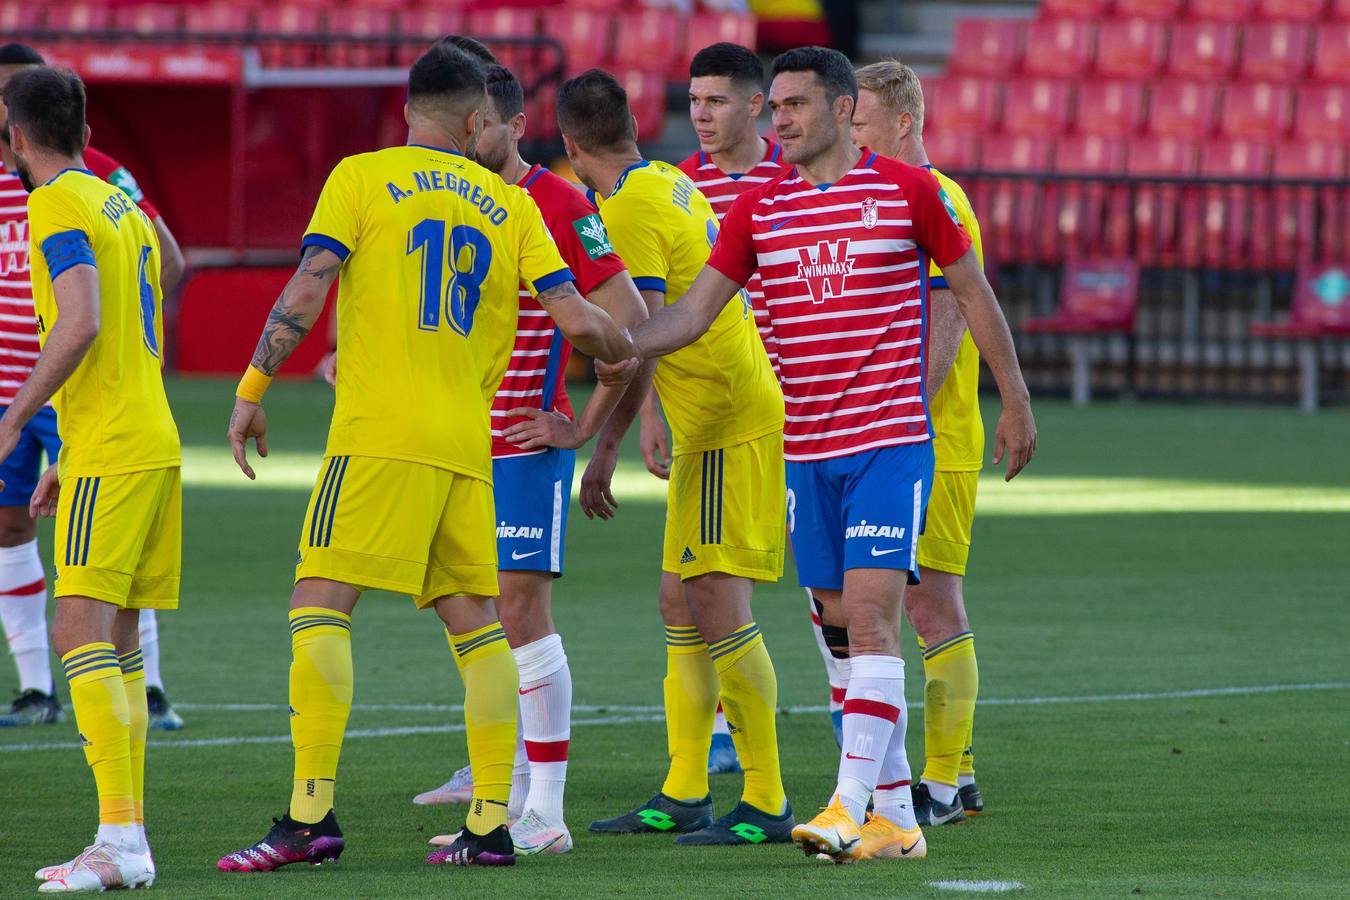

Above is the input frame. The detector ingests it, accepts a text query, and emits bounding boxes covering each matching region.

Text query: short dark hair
[0,43,43,66]
[556,69,634,151]
[689,42,763,92]
[408,44,486,112]
[3,67,85,156]
[771,46,857,103]
[436,35,497,65]
[484,64,524,120]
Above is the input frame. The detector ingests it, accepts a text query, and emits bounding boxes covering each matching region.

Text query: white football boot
[413,765,473,805]
[37,841,153,892]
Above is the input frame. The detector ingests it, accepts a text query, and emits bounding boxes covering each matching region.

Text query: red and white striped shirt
[0,147,159,407]
[677,140,784,375]
[708,150,971,463]
[491,164,627,458]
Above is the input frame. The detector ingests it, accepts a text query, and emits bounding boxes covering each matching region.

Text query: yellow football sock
[63,643,135,826]
[449,623,517,833]
[288,607,353,824]
[660,626,717,802]
[119,649,148,825]
[921,631,978,787]
[709,623,785,815]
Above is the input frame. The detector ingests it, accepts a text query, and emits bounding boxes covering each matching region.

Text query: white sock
[875,699,917,828]
[835,654,904,827]
[138,610,164,691]
[807,590,845,709]
[922,778,959,806]
[712,704,731,736]
[514,633,571,822]
[958,773,976,788]
[95,823,141,852]
[0,538,52,694]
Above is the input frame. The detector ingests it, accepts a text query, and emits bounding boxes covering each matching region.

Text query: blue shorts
[785,443,935,591]
[492,448,576,575]
[0,407,61,507]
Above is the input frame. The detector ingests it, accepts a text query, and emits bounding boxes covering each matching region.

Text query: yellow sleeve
[510,187,573,296]
[599,195,670,294]
[301,157,361,261]
[928,173,982,287]
[30,186,96,281]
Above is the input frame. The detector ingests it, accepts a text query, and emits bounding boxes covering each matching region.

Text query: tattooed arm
[227,245,343,479]
[535,279,639,364]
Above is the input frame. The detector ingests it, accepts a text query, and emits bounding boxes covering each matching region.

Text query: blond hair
[854,59,924,135]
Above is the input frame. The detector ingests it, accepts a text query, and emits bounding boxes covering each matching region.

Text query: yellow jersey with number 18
[594,160,782,455]
[303,144,574,482]
[28,168,179,477]
[927,166,985,473]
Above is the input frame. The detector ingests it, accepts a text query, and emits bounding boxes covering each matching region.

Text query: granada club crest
[860,197,878,230]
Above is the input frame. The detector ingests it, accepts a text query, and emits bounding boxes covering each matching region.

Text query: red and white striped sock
[514,634,571,822]
[0,539,51,695]
[873,691,917,828]
[834,654,905,826]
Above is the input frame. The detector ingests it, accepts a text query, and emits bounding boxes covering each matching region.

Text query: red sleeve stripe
[842,698,900,723]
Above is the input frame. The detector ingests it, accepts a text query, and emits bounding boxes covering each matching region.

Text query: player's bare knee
[497,592,555,647]
[683,572,753,644]
[905,571,969,646]
[432,593,499,636]
[658,572,695,628]
[0,508,36,547]
[111,609,141,655]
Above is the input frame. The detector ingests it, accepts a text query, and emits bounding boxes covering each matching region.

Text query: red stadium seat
[947,18,1024,77]
[611,9,681,75]
[465,7,539,40]
[181,4,254,39]
[685,12,757,56]
[541,8,612,75]
[1168,21,1239,81]
[615,69,667,141]
[1148,80,1221,137]
[1075,80,1147,136]
[923,131,982,172]
[1221,82,1295,139]
[1334,0,1350,19]
[1128,136,1199,176]
[1271,145,1345,267]
[1094,18,1168,79]
[254,7,324,67]
[1197,140,1274,268]
[1201,139,1273,176]
[1001,78,1076,136]
[1022,18,1095,78]
[1128,137,1199,266]
[1274,141,1348,178]
[114,5,183,37]
[1054,136,1128,259]
[327,7,399,68]
[1040,0,1113,17]
[0,2,46,32]
[1311,24,1350,82]
[1293,84,1349,142]
[1113,0,1185,20]
[1240,23,1312,82]
[1256,0,1329,22]
[983,135,1055,172]
[397,8,464,61]
[1058,134,1128,174]
[926,76,1002,133]
[978,137,1054,264]
[45,3,113,33]
[1188,0,1258,21]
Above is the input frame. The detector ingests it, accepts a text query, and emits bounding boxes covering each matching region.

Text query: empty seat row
[925,77,1349,144]
[952,17,1350,82]
[1041,0,1350,22]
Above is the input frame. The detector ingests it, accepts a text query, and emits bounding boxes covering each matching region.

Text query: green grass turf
[2,378,1348,897]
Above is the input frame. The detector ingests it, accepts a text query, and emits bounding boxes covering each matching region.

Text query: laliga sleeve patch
[106,166,146,204]
[572,214,615,261]
[937,187,962,227]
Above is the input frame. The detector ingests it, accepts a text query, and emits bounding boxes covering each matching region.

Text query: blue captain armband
[40,230,96,279]
[930,276,949,289]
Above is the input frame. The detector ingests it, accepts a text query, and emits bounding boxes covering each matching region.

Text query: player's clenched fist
[227,398,269,480]
[29,464,59,518]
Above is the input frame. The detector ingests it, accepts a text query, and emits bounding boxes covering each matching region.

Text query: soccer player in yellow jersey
[847,59,986,827]
[553,70,794,846]
[0,68,177,892]
[217,46,637,871]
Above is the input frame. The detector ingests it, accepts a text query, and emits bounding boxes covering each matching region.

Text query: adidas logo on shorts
[680,546,697,564]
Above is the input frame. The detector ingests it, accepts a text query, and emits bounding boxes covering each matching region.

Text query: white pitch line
[0,713,666,754]
[930,881,1026,893]
[174,681,1350,716]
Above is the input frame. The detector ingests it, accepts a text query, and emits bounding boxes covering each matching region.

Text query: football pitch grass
[2,378,1348,897]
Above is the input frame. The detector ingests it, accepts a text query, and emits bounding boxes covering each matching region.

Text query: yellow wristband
[236,365,272,403]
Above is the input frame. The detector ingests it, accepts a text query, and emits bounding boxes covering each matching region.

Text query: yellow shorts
[916,469,979,576]
[662,431,785,582]
[53,467,181,609]
[295,455,498,606]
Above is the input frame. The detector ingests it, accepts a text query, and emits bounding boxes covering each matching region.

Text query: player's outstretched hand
[228,398,269,481]
[579,445,621,520]
[639,413,671,480]
[992,400,1037,482]
[29,464,59,518]
[504,407,585,451]
[595,357,640,387]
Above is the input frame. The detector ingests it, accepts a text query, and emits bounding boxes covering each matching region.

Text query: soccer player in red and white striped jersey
[677,43,785,381]
[0,44,187,732]
[410,60,649,856]
[625,47,1036,863]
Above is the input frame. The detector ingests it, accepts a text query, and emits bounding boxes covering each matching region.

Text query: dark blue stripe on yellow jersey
[592,159,782,457]
[300,144,575,481]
